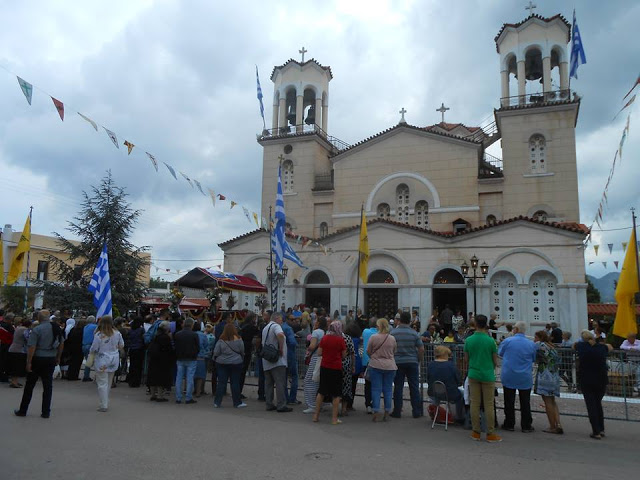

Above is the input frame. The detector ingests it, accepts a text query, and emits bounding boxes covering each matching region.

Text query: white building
[220,12,588,336]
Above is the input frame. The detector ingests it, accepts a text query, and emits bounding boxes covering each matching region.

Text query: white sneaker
[302,407,315,414]
[236,403,247,408]
[366,406,373,414]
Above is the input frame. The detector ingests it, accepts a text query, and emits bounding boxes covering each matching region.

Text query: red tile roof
[426,122,481,133]
[270,58,333,81]
[588,303,640,316]
[494,14,571,52]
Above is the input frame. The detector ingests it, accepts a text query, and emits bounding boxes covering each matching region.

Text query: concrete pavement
[2,380,639,480]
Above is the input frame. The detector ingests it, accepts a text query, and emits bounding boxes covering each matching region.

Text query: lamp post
[266,264,288,309]
[460,255,489,318]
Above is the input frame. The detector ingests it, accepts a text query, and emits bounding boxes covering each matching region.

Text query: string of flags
[586,74,638,241]
[152,263,223,276]
[586,239,640,270]
[7,67,337,257]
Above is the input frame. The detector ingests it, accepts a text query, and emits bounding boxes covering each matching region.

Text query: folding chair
[431,380,450,431]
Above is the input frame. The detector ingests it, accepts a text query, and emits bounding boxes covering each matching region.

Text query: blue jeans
[175,360,197,402]
[369,367,395,413]
[215,362,243,407]
[393,362,422,417]
[286,349,298,403]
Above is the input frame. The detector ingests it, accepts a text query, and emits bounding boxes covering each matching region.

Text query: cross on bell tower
[399,107,407,124]
[525,1,537,15]
[299,46,308,62]
[436,103,450,123]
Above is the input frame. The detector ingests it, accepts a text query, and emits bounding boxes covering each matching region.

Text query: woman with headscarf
[59,318,76,379]
[312,321,346,425]
[146,321,174,402]
[90,316,124,412]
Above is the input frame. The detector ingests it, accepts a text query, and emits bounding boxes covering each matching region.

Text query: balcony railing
[479,152,503,179]
[259,123,351,152]
[500,89,573,108]
[313,172,334,191]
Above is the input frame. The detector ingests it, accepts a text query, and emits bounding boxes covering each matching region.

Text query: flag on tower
[256,65,266,128]
[613,229,639,337]
[271,165,304,269]
[570,10,587,79]
[7,213,31,285]
[88,242,113,318]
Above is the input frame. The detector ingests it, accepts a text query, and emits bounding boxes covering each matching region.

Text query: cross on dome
[399,107,407,124]
[525,1,537,15]
[299,46,308,62]
[436,103,450,123]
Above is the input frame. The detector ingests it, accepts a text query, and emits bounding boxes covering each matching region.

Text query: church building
[220,12,588,337]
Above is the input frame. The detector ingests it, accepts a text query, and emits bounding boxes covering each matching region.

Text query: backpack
[144,320,161,345]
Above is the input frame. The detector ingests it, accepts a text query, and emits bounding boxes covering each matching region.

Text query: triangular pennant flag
[163,162,177,180]
[613,94,636,120]
[207,188,216,206]
[242,206,252,224]
[602,261,607,268]
[180,172,193,188]
[145,152,158,172]
[216,264,222,269]
[607,243,614,254]
[619,129,627,158]
[78,112,98,131]
[588,261,594,265]
[193,179,206,196]
[103,127,119,148]
[124,140,135,155]
[622,242,628,252]
[303,238,312,248]
[252,212,260,227]
[230,201,237,209]
[614,261,619,269]
[218,194,226,201]
[622,74,640,100]
[51,97,64,121]
[594,245,600,256]
[17,77,33,105]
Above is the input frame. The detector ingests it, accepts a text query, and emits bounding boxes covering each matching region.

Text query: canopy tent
[175,268,267,293]
[139,297,211,310]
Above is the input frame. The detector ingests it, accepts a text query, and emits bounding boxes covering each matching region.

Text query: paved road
[2,380,639,480]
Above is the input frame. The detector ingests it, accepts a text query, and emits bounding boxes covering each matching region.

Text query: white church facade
[220,12,588,337]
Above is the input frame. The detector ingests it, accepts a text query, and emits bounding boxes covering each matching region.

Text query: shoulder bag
[258,324,280,363]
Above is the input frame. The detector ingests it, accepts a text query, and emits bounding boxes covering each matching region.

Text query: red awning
[175,268,267,293]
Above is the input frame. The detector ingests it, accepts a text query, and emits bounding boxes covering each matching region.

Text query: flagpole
[268,205,275,310]
[23,206,33,314]
[354,204,363,325]
[632,208,640,304]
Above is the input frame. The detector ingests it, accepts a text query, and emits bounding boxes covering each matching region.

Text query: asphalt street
[2,380,639,480]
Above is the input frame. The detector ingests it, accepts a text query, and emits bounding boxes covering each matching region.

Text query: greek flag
[570,10,586,79]
[271,166,305,269]
[88,242,113,318]
[256,65,265,126]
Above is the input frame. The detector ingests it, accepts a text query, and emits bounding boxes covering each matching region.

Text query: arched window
[486,214,497,225]
[533,210,548,222]
[529,272,557,325]
[368,269,394,284]
[491,272,518,322]
[453,218,469,234]
[282,160,294,193]
[319,222,328,237]
[396,184,410,224]
[285,222,292,232]
[529,134,546,173]
[415,201,429,228]
[377,203,390,219]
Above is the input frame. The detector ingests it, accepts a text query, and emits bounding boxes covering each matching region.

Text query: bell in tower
[304,104,316,125]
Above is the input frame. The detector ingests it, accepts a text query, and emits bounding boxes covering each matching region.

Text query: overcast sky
[0,0,637,282]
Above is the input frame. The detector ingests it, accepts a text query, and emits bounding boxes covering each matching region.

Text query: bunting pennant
[622,242,628,252]
[51,97,64,121]
[230,201,237,209]
[242,206,252,224]
[180,172,193,188]
[619,128,627,158]
[614,261,619,269]
[613,94,636,120]
[207,188,216,206]
[252,212,259,227]
[193,179,206,196]
[588,261,594,265]
[124,140,135,155]
[218,194,226,201]
[103,127,119,148]
[602,262,607,268]
[145,152,158,171]
[622,74,640,100]
[216,264,222,269]
[17,76,33,105]
[594,245,600,256]
[303,238,312,248]
[78,112,98,131]
[607,243,613,254]
[163,162,177,180]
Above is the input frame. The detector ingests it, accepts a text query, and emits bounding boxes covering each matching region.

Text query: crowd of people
[1,304,638,443]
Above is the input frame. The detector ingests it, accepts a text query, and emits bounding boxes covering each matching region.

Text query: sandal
[543,428,558,434]
[312,415,319,423]
[331,419,343,425]
[372,413,379,422]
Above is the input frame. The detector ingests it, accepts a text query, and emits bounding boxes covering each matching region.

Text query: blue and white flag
[570,10,586,79]
[88,242,113,318]
[271,165,305,269]
[256,65,265,127]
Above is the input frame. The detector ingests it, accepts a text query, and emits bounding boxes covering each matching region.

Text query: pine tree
[42,171,149,313]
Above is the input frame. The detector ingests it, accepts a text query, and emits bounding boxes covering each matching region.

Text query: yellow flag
[613,229,639,337]
[7,214,31,285]
[358,208,369,284]
[0,233,4,286]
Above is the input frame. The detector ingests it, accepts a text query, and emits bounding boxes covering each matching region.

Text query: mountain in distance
[587,272,619,303]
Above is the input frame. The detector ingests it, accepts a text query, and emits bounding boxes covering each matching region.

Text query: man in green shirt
[464,314,501,443]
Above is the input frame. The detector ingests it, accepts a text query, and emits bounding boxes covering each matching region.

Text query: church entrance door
[432,288,466,321]
[305,288,330,311]
[365,288,398,320]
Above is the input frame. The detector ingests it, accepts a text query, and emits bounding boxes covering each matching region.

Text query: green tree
[149,276,169,288]
[40,171,149,313]
[586,277,601,303]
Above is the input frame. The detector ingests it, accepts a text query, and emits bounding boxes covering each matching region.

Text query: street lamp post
[266,264,288,310]
[460,254,489,319]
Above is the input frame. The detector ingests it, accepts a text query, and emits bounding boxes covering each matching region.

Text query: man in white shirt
[261,312,291,412]
[621,333,640,392]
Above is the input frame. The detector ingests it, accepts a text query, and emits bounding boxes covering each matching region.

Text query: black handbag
[258,324,280,363]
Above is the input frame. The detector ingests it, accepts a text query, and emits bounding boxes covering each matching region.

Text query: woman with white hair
[573,330,613,439]
[90,316,124,412]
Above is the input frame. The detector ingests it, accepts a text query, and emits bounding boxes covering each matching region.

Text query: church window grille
[319,222,328,237]
[491,273,518,322]
[528,273,557,325]
[529,135,547,174]
[533,210,548,222]
[396,184,410,224]
[282,160,294,193]
[415,201,429,228]
[486,214,497,225]
[377,203,390,219]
